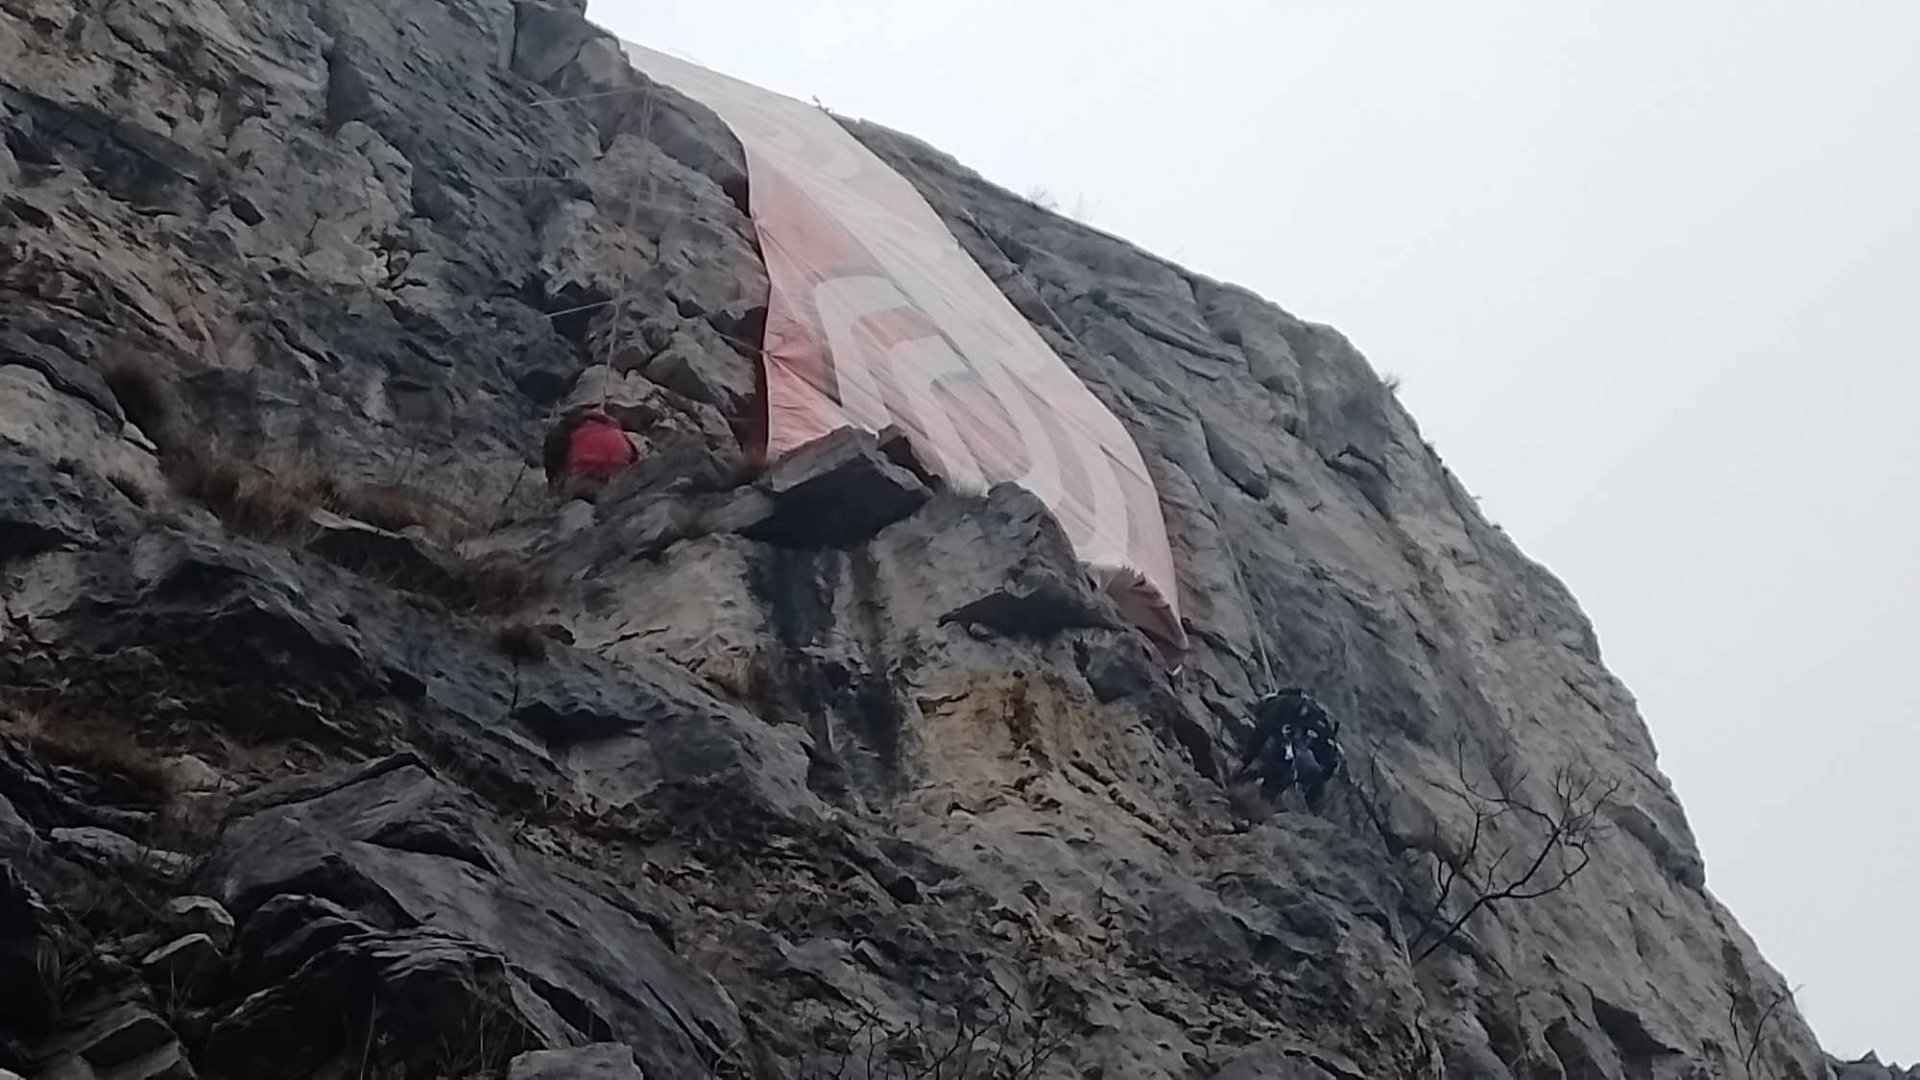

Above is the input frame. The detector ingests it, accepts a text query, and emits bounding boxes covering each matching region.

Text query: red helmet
[565,411,636,474]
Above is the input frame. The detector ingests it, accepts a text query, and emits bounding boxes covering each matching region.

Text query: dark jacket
[1241,690,1335,770]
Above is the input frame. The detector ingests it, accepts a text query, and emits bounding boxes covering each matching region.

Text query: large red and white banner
[622,43,1185,650]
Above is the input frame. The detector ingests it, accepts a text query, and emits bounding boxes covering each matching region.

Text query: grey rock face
[508,1043,647,1080]
[203,921,555,1078]
[39,1003,174,1070]
[303,508,443,580]
[908,484,1122,637]
[139,934,221,987]
[157,898,234,951]
[0,0,1871,1075]
[1835,1055,1920,1080]
[199,756,740,1075]
[0,864,54,1030]
[0,447,103,558]
[0,792,33,852]
[156,757,224,796]
[511,1,601,83]
[88,1042,194,1080]
[744,428,932,547]
[641,326,757,418]
[48,828,188,875]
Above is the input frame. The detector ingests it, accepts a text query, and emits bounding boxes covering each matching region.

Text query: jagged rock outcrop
[0,0,1880,1077]
[1833,1055,1920,1080]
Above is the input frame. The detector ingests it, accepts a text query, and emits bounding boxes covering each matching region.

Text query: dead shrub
[40,873,168,1023]
[99,347,471,546]
[160,433,542,614]
[1406,742,1620,965]
[1,707,170,806]
[442,552,547,614]
[798,965,1072,1079]
[101,357,181,447]
[336,482,467,543]
[493,622,549,663]
[166,438,471,544]
[164,439,247,515]
[226,469,336,540]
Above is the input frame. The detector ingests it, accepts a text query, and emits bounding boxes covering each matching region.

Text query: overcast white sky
[593,0,1920,1060]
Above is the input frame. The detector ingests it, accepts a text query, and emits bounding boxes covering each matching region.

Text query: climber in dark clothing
[1291,715,1345,807]
[1236,688,1344,807]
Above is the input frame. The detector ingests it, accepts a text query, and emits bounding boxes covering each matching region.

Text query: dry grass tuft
[101,357,181,446]
[493,622,550,664]
[2,706,171,805]
[343,482,463,539]
[110,363,540,615]
[441,553,547,615]
[167,441,469,545]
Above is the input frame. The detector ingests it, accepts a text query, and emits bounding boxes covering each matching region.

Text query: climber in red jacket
[545,409,639,500]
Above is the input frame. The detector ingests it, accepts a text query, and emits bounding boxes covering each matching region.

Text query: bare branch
[799,953,1068,1079]
[1408,754,1618,965]
[1735,983,1803,1077]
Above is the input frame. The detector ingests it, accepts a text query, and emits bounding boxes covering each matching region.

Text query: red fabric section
[565,414,635,477]
[624,44,1188,653]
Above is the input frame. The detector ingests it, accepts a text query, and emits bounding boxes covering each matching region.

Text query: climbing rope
[481,66,690,523]
[1216,521,1278,695]
[1335,606,1358,723]
[602,79,658,406]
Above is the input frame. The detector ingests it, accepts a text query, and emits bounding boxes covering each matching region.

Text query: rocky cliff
[0,1,1880,1077]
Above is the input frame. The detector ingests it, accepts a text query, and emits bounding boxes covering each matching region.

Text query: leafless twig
[1408,742,1619,965]
[799,968,1068,1078]
[1735,982,1803,1077]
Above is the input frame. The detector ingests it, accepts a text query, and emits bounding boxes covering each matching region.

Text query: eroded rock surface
[0,0,1874,1077]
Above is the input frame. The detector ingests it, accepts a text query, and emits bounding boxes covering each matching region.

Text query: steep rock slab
[200,757,741,1075]
[5,518,821,835]
[0,0,1858,1073]
[509,1043,648,1080]
[743,428,930,548]
[873,484,1121,638]
[851,119,1833,1078]
[204,920,565,1078]
[0,446,102,559]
